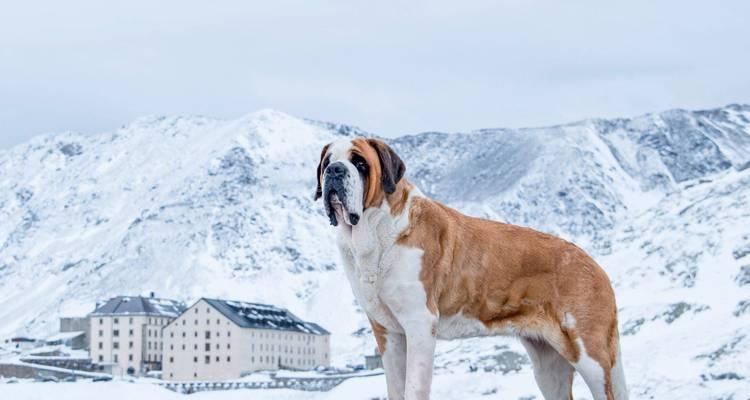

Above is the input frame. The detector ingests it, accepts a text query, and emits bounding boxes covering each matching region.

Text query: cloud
[1,0,748,148]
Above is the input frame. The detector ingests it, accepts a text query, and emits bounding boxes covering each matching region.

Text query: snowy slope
[1,104,749,398]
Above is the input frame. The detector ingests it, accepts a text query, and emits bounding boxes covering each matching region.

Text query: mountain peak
[1,104,748,398]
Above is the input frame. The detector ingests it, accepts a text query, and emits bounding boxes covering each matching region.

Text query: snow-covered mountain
[1,104,749,399]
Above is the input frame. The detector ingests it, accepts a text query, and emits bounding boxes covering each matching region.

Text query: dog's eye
[351,155,368,173]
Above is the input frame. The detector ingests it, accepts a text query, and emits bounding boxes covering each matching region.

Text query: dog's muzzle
[323,163,360,226]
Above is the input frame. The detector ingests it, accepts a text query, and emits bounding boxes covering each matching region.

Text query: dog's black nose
[326,163,346,178]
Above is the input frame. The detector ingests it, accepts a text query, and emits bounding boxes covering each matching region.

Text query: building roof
[202,298,330,335]
[46,331,85,342]
[89,295,186,317]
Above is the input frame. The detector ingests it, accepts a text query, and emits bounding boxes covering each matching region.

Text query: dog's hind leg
[571,336,628,400]
[521,338,575,400]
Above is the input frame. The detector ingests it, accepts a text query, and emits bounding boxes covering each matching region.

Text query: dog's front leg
[403,321,437,400]
[382,331,407,400]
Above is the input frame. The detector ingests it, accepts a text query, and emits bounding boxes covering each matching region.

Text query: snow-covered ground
[0,372,596,400]
[1,104,750,398]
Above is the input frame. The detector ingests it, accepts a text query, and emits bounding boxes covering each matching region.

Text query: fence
[159,376,347,393]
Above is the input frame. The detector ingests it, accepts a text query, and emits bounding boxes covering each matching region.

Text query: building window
[195,308,198,314]
[194,319,198,325]
[170,357,174,363]
[182,320,186,325]
[98,342,103,349]
[114,318,118,324]
[227,331,231,337]
[99,318,103,324]
[215,343,219,350]
[251,356,254,362]
[216,319,220,324]
[114,354,118,362]
[170,373,173,378]
[207,319,210,325]
[194,331,198,338]
[205,343,210,351]
[113,329,119,337]
[206,307,210,313]
[98,330,103,337]
[216,356,220,362]
[205,331,211,339]
[113,342,119,349]
[204,356,210,364]
[170,332,174,338]
[227,356,231,362]
[129,354,133,361]
[129,329,133,336]
[227,343,231,349]
[98,355,103,362]
[194,344,197,350]
[193,356,198,363]
[129,341,133,349]
[129,317,133,324]
[182,344,185,350]
[182,332,186,338]
[170,344,173,350]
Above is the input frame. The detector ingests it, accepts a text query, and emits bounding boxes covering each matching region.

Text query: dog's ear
[367,139,405,194]
[314,143,331,200]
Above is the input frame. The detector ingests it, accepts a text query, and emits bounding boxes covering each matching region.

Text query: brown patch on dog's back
[396,191,618,366]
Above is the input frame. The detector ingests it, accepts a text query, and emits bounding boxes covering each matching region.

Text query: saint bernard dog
[315,138,628,400]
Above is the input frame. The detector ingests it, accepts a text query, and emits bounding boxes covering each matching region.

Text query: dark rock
[734,300,750,317]
[735,266,750,286]
[59,143,83,157]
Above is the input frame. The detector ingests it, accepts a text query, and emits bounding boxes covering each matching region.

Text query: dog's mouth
[325,190,360,226]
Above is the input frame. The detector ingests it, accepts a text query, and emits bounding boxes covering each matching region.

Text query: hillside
[1,104,749,398]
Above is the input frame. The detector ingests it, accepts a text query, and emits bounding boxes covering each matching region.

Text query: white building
[162,298,330,381]
[88,294,185,376]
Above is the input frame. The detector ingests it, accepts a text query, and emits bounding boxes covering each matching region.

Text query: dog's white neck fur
[335,185,424,332]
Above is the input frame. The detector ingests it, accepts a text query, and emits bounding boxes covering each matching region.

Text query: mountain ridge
[1,103,749,398]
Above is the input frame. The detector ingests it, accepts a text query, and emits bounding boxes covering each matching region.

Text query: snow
[0,382,185,400]
[44,331,85,341]
[1,103,750,398]
[0,375,526,400]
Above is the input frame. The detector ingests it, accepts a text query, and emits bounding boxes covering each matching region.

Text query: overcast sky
[1,1,749,149]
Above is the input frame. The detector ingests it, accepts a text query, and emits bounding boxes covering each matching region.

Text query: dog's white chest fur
[336,198,429,334]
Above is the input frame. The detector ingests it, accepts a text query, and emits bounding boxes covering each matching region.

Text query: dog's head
[314,138,405,226]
